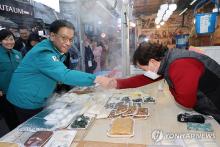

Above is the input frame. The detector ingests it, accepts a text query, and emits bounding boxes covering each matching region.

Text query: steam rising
[60,0,123,73]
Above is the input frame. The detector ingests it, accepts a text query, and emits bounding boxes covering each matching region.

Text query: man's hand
[95,76,117,89]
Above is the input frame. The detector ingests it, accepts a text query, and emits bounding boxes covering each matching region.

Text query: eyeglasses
[55,33,74,43]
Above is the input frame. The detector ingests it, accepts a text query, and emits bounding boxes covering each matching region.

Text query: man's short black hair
[19,26,29,31]
[133,42,168,66]
[49,20,75,33]
[0,29,15,42]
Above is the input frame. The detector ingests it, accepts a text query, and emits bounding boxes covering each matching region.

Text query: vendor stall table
[1,81,220,147]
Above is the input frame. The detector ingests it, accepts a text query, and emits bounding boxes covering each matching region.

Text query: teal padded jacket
[0,46,22,94]
[7,39,96,109]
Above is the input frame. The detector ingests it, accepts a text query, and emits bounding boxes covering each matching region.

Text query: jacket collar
[157,50,171,76]
[47,39,66,61]
[0,45,16,54]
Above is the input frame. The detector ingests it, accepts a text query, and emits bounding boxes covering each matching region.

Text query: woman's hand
[95,76,117,89]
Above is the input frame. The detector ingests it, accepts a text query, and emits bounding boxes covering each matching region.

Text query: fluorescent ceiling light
[155,17,161,24]
[160,4,169,11]
[190,0,197,5]
[157,9,165,17]
[165,9,173,16]
[163,16,169,21]
[169,4,177,11]
[160,21,165,25]
[179,8,188,15]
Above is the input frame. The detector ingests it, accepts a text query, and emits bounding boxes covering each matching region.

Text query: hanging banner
[0,0,34,18]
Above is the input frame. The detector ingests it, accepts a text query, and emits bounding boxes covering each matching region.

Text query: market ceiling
[133,0,200,17]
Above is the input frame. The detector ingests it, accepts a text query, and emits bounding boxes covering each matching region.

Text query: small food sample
[143,96,156,103]
[134,108,149,118]
[71,115,90,129]
[104,102,116,109]
[109,117,134,136]
[130,92,143,100]
[115,105,128,115]
[114,102,124,108]
[122,106,137,117]
[133,102,142,108]
[132,98,143,103]
[108,110,120,118]
[121,96,131,103]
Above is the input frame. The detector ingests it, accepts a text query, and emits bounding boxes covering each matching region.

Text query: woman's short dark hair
[133,42,168,66]
[0,29,15,42]
[49,20,75,33]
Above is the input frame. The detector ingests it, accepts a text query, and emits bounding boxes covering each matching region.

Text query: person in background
[14,26,30,56]
[100,41,108,70]
[6,20,107,124]
[25,33,43,53]
[84,35,97,73]
[92,40,102,73]
[0,29,22,130]
[97,42,220,123]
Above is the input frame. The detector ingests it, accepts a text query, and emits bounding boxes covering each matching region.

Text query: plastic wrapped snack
[122,106,137,117]
[133,107,149,119]
[115,105,128,115]
[24,131,53,147]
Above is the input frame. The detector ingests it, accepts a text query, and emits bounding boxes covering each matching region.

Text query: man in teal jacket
[7,20,104,123]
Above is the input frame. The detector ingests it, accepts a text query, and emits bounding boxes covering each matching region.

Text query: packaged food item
[114,102,124,109]
[44,130,77,147]
[187,122,213,132]
[115,105,128,115]
[133,108,149,119]
[132,98,143,103]
[121,96,131,103]
[130,92,143,99]
[122,106,137,117]
[70,114,93,129]
[133,102,142,108]
[108,110,120,118]
[24,131,53,147]
[143,96,156,103]
[107,117,134,137]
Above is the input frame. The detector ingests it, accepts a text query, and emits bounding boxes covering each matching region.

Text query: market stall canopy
[0,16,18,28]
